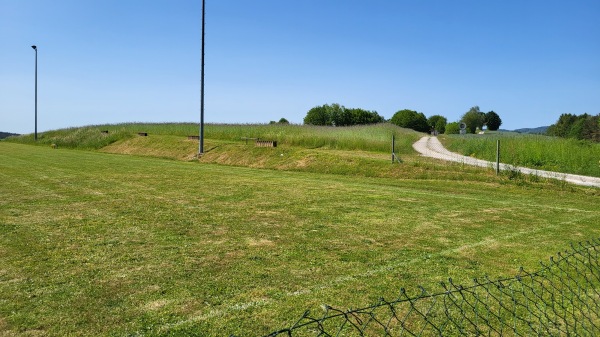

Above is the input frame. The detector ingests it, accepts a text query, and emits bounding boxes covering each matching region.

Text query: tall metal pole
[32,45,38,141]
[199,0,205,155]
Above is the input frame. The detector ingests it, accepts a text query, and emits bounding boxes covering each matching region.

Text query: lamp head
[31,45,37,50]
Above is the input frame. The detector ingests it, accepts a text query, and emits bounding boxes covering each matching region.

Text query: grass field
[7,123,421,154]
[440,132,600,177]
[1,125,600,336]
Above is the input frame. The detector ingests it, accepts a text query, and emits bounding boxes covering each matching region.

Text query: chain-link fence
[260,239,600,336]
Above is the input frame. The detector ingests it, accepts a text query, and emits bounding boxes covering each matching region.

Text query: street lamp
[199,0,205,155]
[31,45,38,141]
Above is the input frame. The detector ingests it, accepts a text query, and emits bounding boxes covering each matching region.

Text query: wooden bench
[187,135,200,140]
[138,132,148,136]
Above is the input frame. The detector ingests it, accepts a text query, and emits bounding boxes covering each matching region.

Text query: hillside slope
[4,122,596,188]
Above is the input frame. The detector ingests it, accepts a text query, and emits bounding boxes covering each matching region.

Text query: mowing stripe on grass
[154,211,598,334]
[1,142,598,336]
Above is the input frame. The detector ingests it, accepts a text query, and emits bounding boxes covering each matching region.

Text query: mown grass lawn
[1,142,599,336]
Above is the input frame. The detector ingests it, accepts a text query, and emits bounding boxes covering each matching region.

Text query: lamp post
[31,45,38,141]
[199,0,205,155]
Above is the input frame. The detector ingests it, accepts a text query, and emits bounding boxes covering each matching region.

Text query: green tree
[568,115,589,139]
[278,118,290,124]
[583,115,600,142]
[427,115,447,134]
[445,122,460,134]
[349,108,385,125]
[547,114,579,138]
[547,113,600,142]
[304,105,331,125]
[391,109,429,132]
[329,103,353,126]
[304,103,385,126]
[461,106,485,134]
[485,111,502,131]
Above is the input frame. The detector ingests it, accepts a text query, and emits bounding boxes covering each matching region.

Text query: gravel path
[412,136,600,188]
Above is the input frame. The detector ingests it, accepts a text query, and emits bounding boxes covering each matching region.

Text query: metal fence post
[392,135,395,164]
[496,140,500,175]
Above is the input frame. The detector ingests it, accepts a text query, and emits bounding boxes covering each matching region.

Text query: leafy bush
[445,122,460,134]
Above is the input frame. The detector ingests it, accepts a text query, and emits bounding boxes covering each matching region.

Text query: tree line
[302,104,599,143]
[303,103,502,135]
[303,103,385,126]
[547,113,600,142]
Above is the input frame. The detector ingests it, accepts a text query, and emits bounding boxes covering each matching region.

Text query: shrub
[445,122,460,134]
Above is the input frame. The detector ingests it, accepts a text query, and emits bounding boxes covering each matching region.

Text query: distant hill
[512,126,549,134]
[0,132,20,139]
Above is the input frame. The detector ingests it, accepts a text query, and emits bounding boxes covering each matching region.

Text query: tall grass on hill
[103,122,422,153]
[441,133,600,177]
[2,126,135,150]
[4,123,423,154]
[100,122,198,137]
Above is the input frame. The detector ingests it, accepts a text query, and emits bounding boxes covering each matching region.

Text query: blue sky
[1,0,599,134]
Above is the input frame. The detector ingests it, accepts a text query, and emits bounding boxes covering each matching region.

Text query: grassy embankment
[7,123,415,153]
[440,132,600,177]
[8,122,596,184]
[5,123,496,182]
[1,124,599,336]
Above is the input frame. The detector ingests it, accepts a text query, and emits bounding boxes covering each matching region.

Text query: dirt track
[412,136,600,188]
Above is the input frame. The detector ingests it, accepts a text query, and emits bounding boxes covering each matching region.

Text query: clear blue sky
[1,0,599,134]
